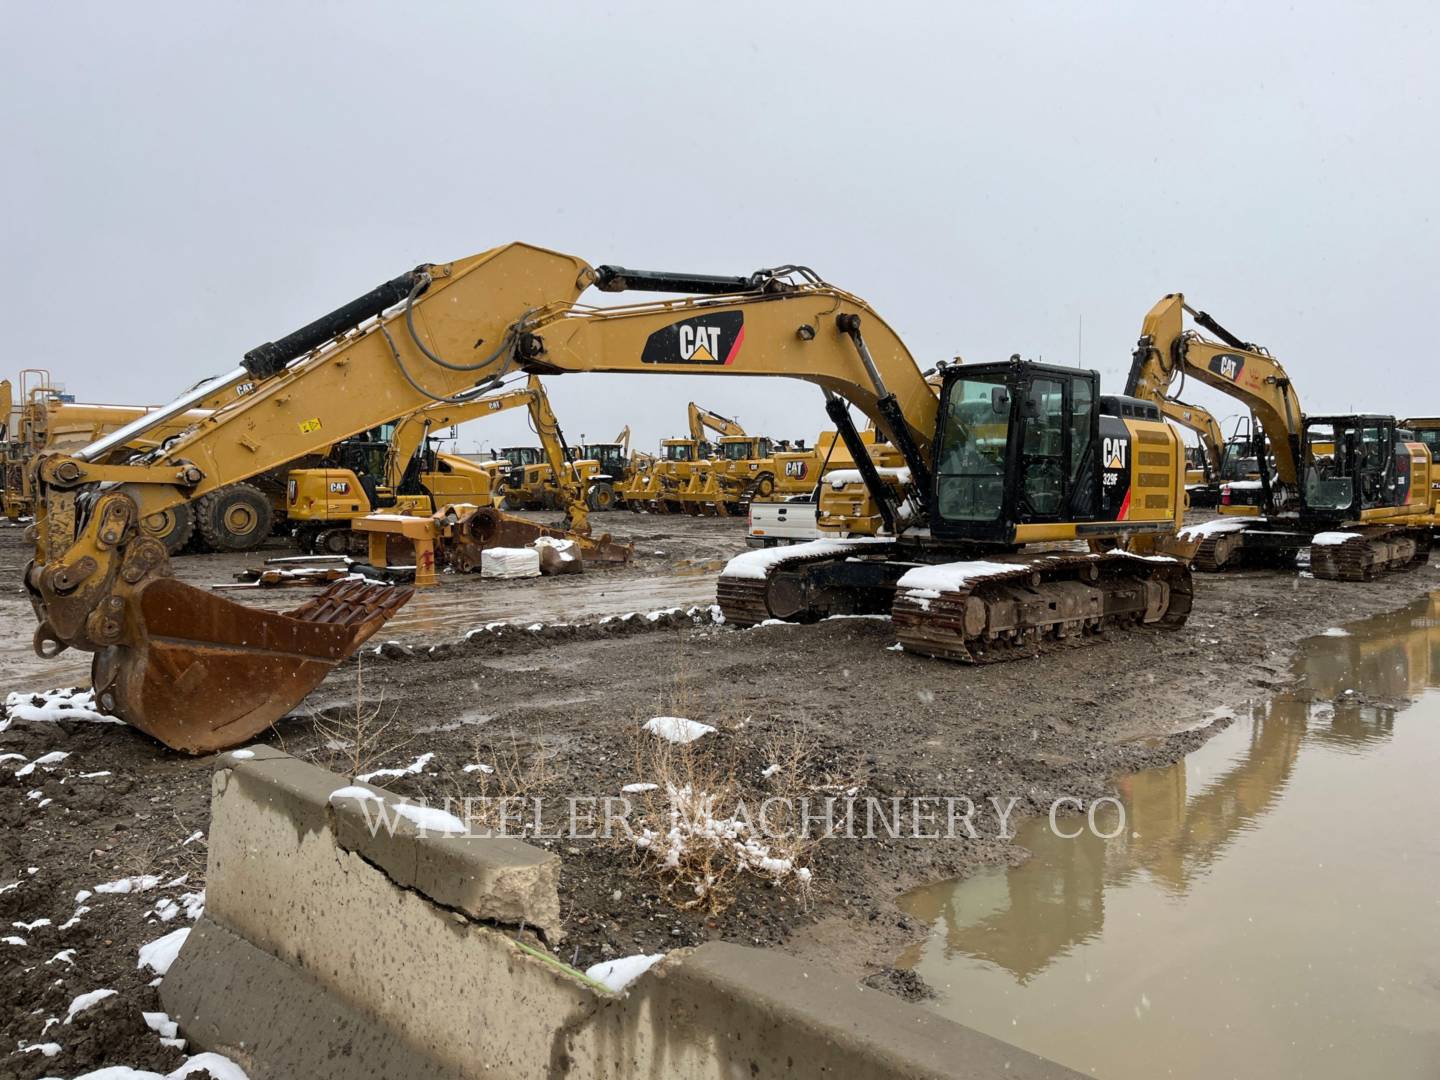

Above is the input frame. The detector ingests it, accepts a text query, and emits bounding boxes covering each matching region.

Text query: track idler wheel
[91,577,413,754]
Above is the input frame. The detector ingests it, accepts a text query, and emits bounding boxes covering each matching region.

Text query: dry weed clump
[459,728,555,835]
[305,661,410,779]
[624,718,818,915]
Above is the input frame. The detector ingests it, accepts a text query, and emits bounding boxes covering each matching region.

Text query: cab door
[1016,376,1068,523]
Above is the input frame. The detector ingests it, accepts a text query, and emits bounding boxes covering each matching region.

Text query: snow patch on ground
[151,891,205,923]
[1311,531,1360,546]
[143,1010,180,1040]
[1,687,122,729]
[138,927,190,976]
[584,953,666,992]
[621,782,659,794]
[642,717,716,744]
[86,1053,253,1079]
[65,987,118,1021]
[15,750,70,777]
[1321,627,1351,637]
[357,751,434,783]
[95,874,162,895]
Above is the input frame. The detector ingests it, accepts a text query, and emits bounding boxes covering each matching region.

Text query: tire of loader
[142,502,196,555]
[314,529,353,556]
[754,473,776,499]
[196,483,274,552]
[588,481,617,511]
[500,494,523,512]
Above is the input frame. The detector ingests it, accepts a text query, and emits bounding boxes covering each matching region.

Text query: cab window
[935,376,1010,521]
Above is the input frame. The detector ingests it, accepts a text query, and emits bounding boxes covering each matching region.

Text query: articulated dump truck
[28,243,1194,754]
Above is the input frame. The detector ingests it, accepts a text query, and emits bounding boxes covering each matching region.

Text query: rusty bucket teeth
[93,577,413,755]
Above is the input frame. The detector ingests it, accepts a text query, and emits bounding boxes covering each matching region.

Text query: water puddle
[379,571,719,642]
[897,592,1440,1078]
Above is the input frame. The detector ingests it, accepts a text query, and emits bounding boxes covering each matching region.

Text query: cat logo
[784,460,810,479]
[641,311,745,366]
[1103,436,1128,471]
[328,480,350,494]
[235,381,255,397]
[1209,353,1246,382]
[678,324,722,362]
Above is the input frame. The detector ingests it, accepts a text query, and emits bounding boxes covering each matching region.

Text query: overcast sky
[2,2,1436,455]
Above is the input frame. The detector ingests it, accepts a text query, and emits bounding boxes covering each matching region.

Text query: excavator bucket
[91,576,413,755]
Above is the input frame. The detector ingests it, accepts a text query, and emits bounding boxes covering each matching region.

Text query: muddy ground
[0,514,1436,1076]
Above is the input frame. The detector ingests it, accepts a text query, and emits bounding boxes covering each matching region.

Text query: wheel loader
[286,379,553,553]
[26,243,1192,754]
[577,431,638,510]
[494,450,611,512]
[1129,294,1434,578]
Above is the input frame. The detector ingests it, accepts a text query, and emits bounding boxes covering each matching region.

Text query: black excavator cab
[929,361,1127,543]
[1301,415,1414,521]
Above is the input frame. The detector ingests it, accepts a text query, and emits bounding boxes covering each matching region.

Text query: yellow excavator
[286,377,557,553]
[26,243,1192,753]
[1129,294,1433,578]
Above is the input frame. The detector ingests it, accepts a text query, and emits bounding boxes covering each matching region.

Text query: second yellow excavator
[25,244,1194,753]
[1129,295,1433,579]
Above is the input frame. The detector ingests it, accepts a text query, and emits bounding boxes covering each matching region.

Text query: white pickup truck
[746,496,819,547]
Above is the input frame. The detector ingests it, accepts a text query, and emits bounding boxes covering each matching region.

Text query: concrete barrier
[161,748,1083,1080]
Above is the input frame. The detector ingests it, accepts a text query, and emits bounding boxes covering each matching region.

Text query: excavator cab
[1302,416,1413,519]
[930,362,1107,542]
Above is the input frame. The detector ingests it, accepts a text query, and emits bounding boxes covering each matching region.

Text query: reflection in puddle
[898,592,1440,1078]
[381,571,721,641]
